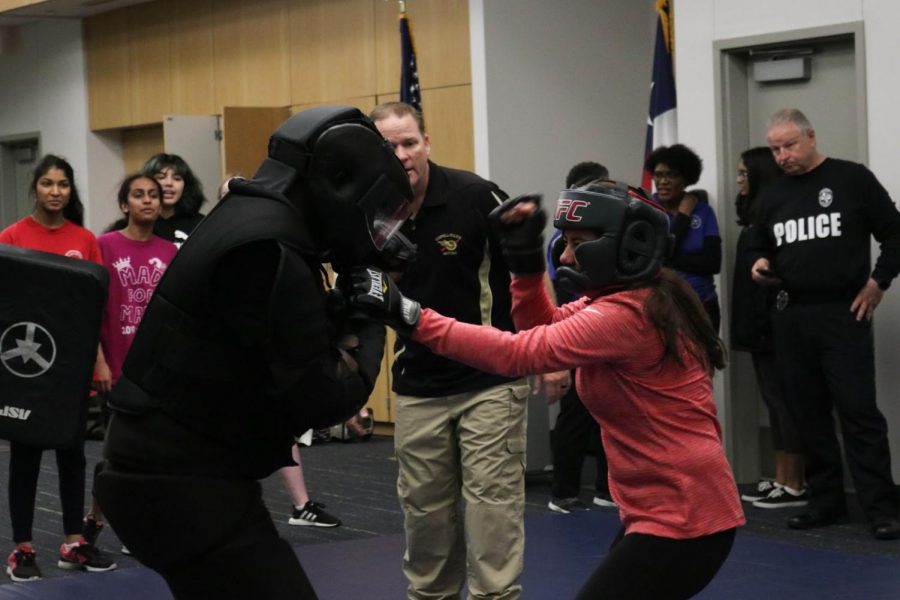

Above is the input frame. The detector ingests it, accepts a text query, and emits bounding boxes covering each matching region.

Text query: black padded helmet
[551,180,673,293]
[262,105,413,267]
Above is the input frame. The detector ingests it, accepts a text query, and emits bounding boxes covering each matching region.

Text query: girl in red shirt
[347,181,745,600]
[0,155,116,581]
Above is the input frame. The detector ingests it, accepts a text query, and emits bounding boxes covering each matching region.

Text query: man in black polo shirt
[371,102,530,599]
[750,108,900,540]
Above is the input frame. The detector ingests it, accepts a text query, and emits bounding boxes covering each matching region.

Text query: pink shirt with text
[97,231,177,382]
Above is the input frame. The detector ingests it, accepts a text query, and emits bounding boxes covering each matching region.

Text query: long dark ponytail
[635,269,726,373]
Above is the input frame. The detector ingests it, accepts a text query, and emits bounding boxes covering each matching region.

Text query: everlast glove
[488,193,546,275]
[344,267,421,335]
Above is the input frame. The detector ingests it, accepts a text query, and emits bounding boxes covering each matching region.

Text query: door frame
[713,21,867,481]
[0,132,41,229]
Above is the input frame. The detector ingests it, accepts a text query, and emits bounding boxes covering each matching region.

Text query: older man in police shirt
[749,108,900,540]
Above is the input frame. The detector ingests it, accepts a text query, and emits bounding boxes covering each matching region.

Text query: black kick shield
[0,243,108,448]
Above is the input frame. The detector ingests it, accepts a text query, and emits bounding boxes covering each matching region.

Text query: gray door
[163,115,223,212]
[0,138,39,230]
[716,27,863,482]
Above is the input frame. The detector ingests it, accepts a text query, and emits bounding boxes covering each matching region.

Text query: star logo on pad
[1,322,57,378]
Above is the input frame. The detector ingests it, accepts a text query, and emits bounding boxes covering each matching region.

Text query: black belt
[776,289,856,310]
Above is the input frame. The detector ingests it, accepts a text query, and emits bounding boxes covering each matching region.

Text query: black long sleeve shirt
[747,158,900,299]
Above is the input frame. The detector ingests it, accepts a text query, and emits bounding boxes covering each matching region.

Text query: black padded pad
[0,243,108,448]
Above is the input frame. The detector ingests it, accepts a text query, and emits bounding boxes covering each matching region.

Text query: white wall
[472,0,654,205]
[0,19,123,234]
[676,0,900,480]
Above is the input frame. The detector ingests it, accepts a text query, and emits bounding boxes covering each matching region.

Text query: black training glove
[488,193,546,275]
[342,267,421,335]
[338,316,386,394]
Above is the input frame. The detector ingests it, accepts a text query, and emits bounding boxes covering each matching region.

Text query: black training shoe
[741,479,778,502]
[7,546,41,582]
[752,485,808,509]
[548,497,589,514]
[289,501,341,527]
[82,516,104,546]
[592,492,617,508]
[58,541,117,572]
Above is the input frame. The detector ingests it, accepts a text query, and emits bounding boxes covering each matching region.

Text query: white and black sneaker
[741,479,779,502]
[548,497,589,514]
[289,501,341,527]
[752,485,808,509]
[592,492,617,508]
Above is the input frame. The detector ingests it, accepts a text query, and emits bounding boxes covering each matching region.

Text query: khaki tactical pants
[395,380,530,600]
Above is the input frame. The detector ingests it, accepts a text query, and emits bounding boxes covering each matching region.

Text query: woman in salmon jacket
[345,180,745,600]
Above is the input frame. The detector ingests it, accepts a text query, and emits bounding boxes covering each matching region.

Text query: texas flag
[641,0,677,191]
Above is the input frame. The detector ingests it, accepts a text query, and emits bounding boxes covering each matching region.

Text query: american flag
[641,0,677,191]
[400,10,422,112]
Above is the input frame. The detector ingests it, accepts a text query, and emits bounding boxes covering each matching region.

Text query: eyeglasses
[652,170,681,182]
[736,170,748,179]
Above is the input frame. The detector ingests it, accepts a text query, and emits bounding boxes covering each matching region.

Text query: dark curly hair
[31,154,85,226]
[644,144,703,186]
[140,153,206,218]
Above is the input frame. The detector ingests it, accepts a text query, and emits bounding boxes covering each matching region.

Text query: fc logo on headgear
[1,322,57,379]
[555,198,589,223]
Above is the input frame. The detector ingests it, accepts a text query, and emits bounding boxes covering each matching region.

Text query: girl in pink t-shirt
[97,175,177,382]
[85,174,176,554]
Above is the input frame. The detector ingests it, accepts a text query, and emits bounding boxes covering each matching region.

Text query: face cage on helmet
[360,182,413,251]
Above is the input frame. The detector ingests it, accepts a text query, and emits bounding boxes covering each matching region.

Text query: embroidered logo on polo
[818,188,833,208]
[690,215,702,229]
[435,234,461,255]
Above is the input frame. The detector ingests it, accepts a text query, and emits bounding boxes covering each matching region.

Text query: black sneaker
[592,492,617,508]
[7,546,41,582]
[752,485,808,509]
[548,497,589,514]
[82,516,103,546]
[741,479,779,502]
[58,541,117,572]
[289,501,341,527]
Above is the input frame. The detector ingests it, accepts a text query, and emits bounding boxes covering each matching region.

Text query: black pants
[702,296,721,333]
[552,383,609,499]
[575,527,736,599]
[751,351,803,453]
[8,437,86,543]
[773,302,898,520]
[95,463,317,600]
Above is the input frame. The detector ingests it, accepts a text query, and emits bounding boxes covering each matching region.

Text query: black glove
[342,267,421,335]
[338,316,386,393]
[488,193,546,275]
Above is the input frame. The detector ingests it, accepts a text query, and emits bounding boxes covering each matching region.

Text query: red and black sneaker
[58,540,117,572]
[7,545,42,582]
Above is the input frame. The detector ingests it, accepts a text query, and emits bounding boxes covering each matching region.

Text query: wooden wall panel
[212,0,291,109]
[222,106,290,179]
[128,2,172,126]
[289,0,377,105]
[122,125,165,175]
[374,0,471,95]
[83,9,132,130]
[167,0,216,116]
[290,96,377,117]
